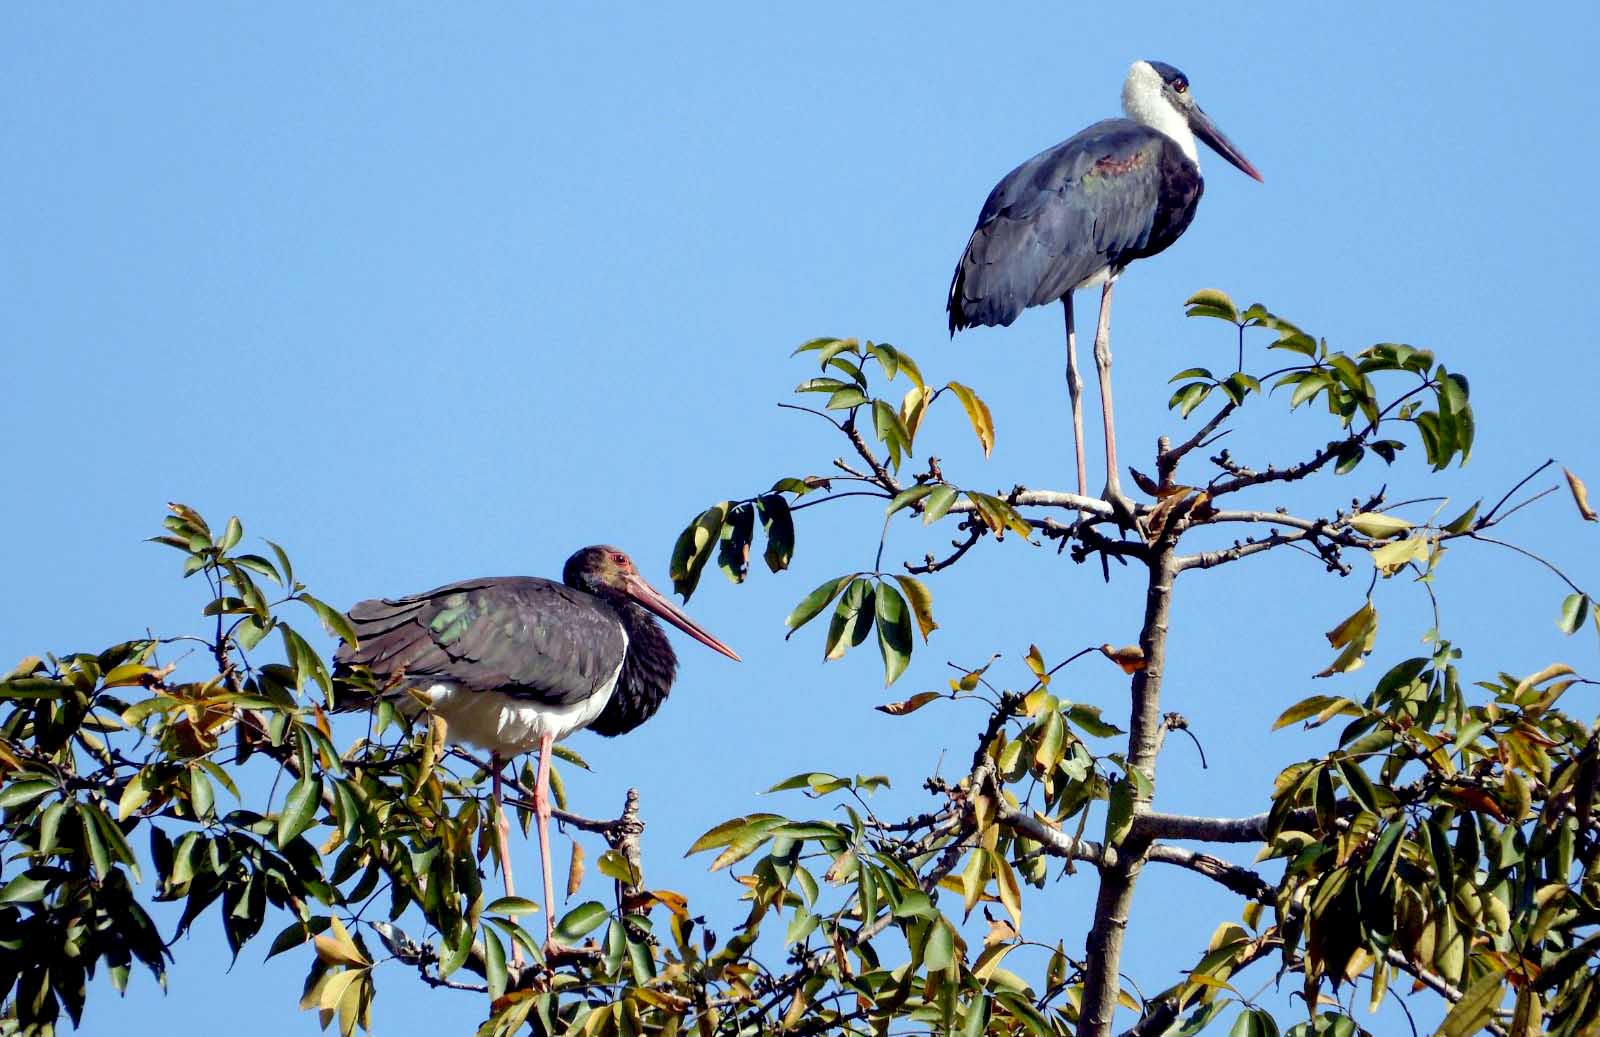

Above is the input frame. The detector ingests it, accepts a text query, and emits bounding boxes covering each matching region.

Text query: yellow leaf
[901,385,932,444]
[960,845,989,917]
[973,940,1016,980]
[891,575,938,642]
[946,381,995,457]
[314,916,371,969]
[1370,535,1427,575]
[1347,512,1413,539]
[1566,468,1598,522]
[1316,601,1377,678]
[993,855,1023,929]
[315,969,362,1014]
[1182,972,1238,994]
[1025,644,1049,684]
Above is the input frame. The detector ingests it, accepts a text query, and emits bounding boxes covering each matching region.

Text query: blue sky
[4,5,1597,1034]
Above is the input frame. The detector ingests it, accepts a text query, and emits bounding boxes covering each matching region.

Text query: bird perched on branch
[949,59,1262,521]
[332,546,739,958]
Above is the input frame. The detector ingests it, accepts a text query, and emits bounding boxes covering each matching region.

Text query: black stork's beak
[1188,105,1264,183]
[624,574,742,662]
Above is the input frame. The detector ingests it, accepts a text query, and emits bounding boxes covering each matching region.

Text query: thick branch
[1002,807,1274,903]
[1131,811,1270,843]
[1077,546,1178,1037]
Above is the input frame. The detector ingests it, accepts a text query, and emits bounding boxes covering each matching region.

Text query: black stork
[948,60,1262,520]
[332,546,740,955]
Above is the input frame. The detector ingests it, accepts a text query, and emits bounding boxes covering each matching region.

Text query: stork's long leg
[1092,280,1136,525]
[533,731,560,952]
[1062,296,1089,514]
[490,753,525,967]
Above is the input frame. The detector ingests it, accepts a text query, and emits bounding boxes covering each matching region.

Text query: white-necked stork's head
[1122,60,1263,182]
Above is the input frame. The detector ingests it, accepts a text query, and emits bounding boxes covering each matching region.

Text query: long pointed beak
[625,575,742,662]
[1189,105,1263,183]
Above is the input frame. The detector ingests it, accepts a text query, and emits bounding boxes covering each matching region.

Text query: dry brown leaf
[1566,467,1597,521]
[566,838,585,898]
[1100,643,1147,674]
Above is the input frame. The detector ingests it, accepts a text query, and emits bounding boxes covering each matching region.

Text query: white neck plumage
[1122,61,1198,166]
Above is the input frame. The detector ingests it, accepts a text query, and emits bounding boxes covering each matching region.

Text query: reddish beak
[625,575,742,662]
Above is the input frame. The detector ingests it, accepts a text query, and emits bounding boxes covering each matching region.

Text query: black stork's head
[563,546,741,662]
[1122,60,1263,183]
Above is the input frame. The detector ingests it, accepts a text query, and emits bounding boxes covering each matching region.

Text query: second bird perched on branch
[948,59,1262,523]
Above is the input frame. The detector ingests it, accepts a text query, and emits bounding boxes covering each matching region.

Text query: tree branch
[1077,545,1179,1037]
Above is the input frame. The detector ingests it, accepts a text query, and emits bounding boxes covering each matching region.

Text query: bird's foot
[1101,481,1141,532]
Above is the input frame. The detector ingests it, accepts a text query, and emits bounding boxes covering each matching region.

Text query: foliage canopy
[2,291,1597,1037]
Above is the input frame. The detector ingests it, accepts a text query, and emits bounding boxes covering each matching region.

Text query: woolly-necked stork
[948,60,1262,519]
[332,546,739,954]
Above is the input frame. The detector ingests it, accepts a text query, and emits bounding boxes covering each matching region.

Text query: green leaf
[554,901,611,943]
[826,386,868,410]
[792,336,848,356]
[875,582,915,686]
[767,772,849,795]
[1184,289,1238,322]
[1558,593,1589,635]
[0,778,56,809]
[784,575,852,638]
[299,594,358,645]
[276,774,320,847]
[483,928,507,1001]
[823,578,875,661]
[485,896,542,916]
[946,381,995,457]
[814,338,859,368]
[78,803,110,880]
[886,484,935,516]
[1230,1008,1279,1037]
[219,515,244,552]
[1271,331,1317,356]
[872,399,911,470]
[716,503,756,585]
[867,341,900,380]
[923,919,955,972]
[1169,367,1214,383]
[1442,500,1480,534]
[669,501,730,600]
[1434,967,1506,1036]
[794,377,848,394]
[891,574,937,642]
[923,485,958,525]
[264,538,296,589]
[758,494,795,573]
[1170,382,1212,418]
[1289,372,1327,409]
[0,872,51,904]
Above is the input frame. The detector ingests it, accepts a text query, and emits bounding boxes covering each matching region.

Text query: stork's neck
[1122,67,1198,165]
[589,596,679,737]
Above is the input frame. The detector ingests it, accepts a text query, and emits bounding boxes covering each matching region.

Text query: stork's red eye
[1174,80,1187,93]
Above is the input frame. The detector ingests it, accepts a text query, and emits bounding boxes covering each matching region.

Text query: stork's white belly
[1075,267,1117,291]
[399,653,624,755]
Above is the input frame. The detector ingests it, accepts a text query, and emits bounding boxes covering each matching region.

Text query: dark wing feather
[948,120,1173,332]
[332,576,626,708]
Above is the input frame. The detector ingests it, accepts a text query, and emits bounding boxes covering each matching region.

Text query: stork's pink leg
[490,753,524,967]
[1092,280,1136,526]
[533,731,560,953]
[1063,296,1089,521]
